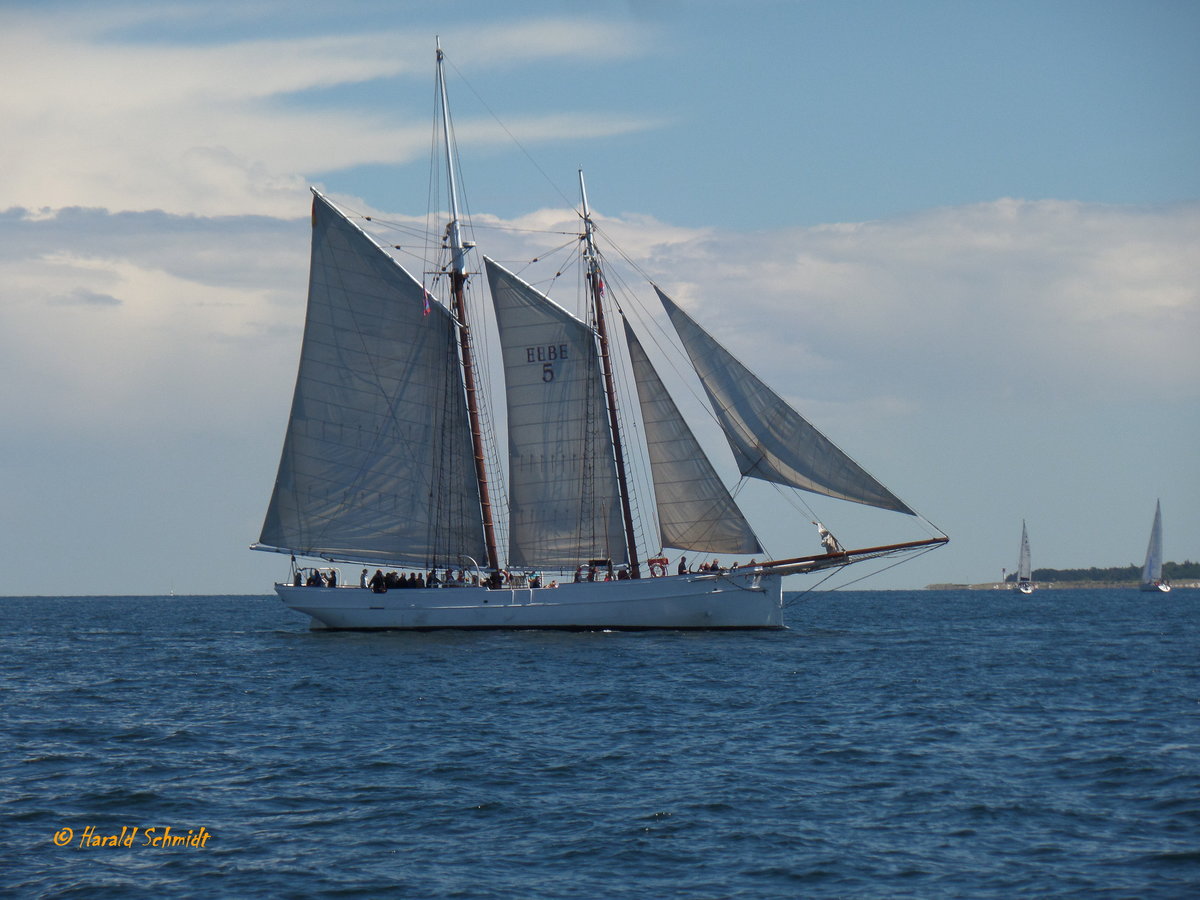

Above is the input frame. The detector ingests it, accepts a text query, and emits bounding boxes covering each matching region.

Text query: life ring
[647,556,669,578]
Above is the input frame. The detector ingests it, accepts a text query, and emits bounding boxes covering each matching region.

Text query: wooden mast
[579,170,641,578]
[436,41,500,572]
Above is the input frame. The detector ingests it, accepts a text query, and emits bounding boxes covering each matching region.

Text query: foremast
[437,40,500,572]
[579,170,641,578]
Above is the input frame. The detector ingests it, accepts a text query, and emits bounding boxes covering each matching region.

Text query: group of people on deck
[562,556,766,582]
[297,569,337,587]
[297,543,841,593]
[677,557,759,575]
[363,568,476,592]
[351,567,558,593]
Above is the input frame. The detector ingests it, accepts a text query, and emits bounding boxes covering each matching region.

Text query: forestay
[257,191,486,566]
[657,288,914,515]
[485,258,627,568]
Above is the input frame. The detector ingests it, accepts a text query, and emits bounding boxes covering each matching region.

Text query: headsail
[485,257,627,568]
[624,320,762,554]
[656,288,914,515]
[257,191,485,566]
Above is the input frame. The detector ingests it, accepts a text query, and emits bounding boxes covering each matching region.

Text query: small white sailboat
[1015,521,1035,594]
[250,42,948,630]
[1140,500,1171,593]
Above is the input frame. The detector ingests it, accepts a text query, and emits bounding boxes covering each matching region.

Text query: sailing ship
[1015,521,1035,594]
[250,42,948,630]
[1140,500,1171,593]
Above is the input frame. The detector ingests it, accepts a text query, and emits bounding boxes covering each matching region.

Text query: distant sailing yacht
[1140,500,1171,593]
[249,41,948,630]
[1015,521,1035,594]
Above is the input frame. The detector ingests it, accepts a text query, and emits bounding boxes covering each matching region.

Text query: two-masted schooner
[250,42,947,629]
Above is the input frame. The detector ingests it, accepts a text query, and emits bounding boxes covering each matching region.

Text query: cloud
[0,206,308,435]
[0,6,657,218]
[50,288,122,307]
[451,198,1200,414]
[4,197,1194,450]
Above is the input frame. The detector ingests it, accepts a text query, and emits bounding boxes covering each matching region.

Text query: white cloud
[0,6,657,217]
[4,197,1193,445]
[474,198,1200,412]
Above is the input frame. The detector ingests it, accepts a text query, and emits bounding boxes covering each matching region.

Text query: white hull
[1017,582,1035,594]
[277,571,784,630]
[1140,582,1171,593]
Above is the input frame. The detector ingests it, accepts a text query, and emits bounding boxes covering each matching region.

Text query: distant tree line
[1004,561,1200,583]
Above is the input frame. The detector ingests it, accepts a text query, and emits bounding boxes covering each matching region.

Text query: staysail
[623,320,762,554]
[656,288,914,515]
[485,257,627,568]
[257,191,486,566]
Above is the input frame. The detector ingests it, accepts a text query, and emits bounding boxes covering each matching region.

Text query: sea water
[3,590,1198,898]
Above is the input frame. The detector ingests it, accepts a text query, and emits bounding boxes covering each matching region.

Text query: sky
[2,0,1197,596]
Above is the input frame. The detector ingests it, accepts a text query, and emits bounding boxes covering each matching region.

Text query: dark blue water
[3,590,1198,898]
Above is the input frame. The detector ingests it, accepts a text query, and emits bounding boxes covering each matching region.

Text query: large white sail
[257,191,485,566]
[485,258,627,568]
[623,320,762,554]
[1017,521,1032,582]
[656,288,914,515]
[1141,500,1165,586]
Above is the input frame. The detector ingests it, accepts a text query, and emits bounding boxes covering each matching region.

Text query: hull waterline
[277,571,784,630]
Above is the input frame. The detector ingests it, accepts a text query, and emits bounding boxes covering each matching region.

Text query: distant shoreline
[927,582,1200,591]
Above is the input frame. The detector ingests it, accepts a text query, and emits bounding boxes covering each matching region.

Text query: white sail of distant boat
[249,41,948,630]
[1140,500,1171,593]
[1016,521,1035,594]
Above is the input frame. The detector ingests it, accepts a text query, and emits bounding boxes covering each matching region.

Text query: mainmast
[436,40,500,572]
[579,170,641,577]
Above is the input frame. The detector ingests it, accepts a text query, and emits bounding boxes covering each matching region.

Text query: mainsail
[1142,500,1165,586]
[485,257,627,568]
[1017,521,1032,582]
[656,287,915,515]
[257,191,485,566]
[623,320,761,554]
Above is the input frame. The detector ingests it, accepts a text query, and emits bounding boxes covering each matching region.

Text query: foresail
[257,191,485,566]
[624,320,762,554]
[1142,500,1164,583]
[656,288,915,515]
[485,258,627,568]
